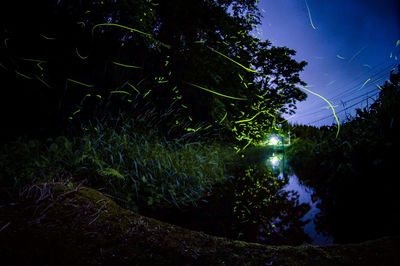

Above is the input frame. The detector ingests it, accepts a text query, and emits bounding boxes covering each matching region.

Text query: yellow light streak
[300,86,340,138]
[184,82,247,101]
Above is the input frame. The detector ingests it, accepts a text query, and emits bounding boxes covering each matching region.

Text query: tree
[1,0,307,145]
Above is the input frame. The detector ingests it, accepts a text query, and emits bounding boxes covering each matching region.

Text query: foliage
[231,164,311,245]
[287,66,400,243]
[0,116,238,210]
[1,0,307,148]
[1,0,312,246]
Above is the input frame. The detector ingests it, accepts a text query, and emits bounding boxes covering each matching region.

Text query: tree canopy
[1,0,307,146]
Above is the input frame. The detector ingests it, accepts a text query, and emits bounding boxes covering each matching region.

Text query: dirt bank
[0,182,399,265]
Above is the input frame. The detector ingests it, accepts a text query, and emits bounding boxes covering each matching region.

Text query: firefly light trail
[305,0,316,30]
[348,45,367,63]
[300,86,340,138]
[184,82,247,101]
[67,78,94,88]
[219,112,227,124]
[92,23,152,37]
[359,78,371,90]
[75,48,88,60]
[206,46,259,73]
[235,111,266,124]
[112,61,142,69]
[126,82,140,94]
[40,34,56,40]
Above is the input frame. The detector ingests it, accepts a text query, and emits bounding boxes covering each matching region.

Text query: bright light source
[268,136,279,145]
[271,156,279,166]
[269,154,280,167]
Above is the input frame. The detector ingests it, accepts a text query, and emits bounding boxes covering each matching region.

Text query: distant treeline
[287,66,400,243]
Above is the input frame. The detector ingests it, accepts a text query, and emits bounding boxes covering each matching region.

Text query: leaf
[97,168,125,179]
[147,197,154,206]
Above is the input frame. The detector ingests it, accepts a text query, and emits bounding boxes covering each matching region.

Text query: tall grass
[0,116,238,210]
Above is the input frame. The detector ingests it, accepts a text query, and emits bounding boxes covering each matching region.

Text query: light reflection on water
[283,174,333,245]
[264,150,333,245]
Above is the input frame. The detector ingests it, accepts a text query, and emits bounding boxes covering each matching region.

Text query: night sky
[256,0,400,126]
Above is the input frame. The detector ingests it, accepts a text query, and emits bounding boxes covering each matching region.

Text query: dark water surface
[144,146,334,246]
[282,174,333,245]
[262,146,333,245]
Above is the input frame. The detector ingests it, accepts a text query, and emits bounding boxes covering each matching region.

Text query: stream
[282,174,333,245]
[263,146,333,245]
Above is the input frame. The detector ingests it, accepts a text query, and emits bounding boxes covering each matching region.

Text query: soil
[0,182,399,265]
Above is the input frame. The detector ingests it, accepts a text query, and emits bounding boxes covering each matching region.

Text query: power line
[293,62,397,121]
[293,86,379,120]
[309,92,380,124]
[292,62,396,118]
[293,69,391,120]
[328,63,396,101]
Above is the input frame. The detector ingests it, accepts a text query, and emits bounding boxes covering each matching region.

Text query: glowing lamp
[268,136,279,145]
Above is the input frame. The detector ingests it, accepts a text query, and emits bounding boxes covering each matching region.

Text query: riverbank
[1,182,399,265]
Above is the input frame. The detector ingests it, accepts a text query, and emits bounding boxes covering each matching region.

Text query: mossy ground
[1,182,399,265]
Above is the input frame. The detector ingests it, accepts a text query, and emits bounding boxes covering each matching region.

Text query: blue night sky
[255,0,400,126]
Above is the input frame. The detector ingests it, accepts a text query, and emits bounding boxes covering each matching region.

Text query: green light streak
[110,90,130,95]
[305,0,316,30]
[359,78,370,90]
[92,23,152,37]
[112,61,142,69]
[77,21,86,28]
[206,46,258,73]
[37,62,44,71]
[396,40,400,47]
[15,70,32,79]
[34,75,51,88]
[67,78,94,87]
[186,127,202,133]
[17,57,47,63]
[17,57,47,71]
[376,84,383,90]
[75,47,88,60]
[336,55,345,60]
[237,139,253,153]
[349,45,367,63]
[126,82,140,94]
[235,111,265,124]
[40,34,56,40]
[300,86,340,138]
[143,90,151,98]
[184,81,247,101]
[219,112,227,124]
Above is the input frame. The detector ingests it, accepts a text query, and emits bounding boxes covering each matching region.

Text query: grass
[0,116,238,210]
